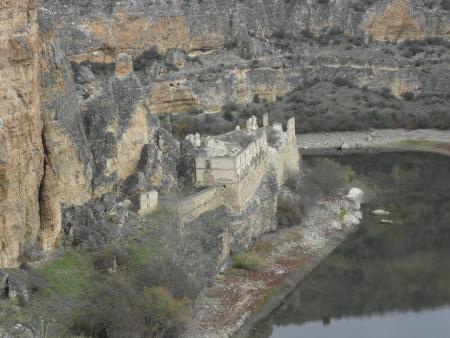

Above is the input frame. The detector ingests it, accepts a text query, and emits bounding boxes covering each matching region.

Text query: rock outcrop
[0,0,44,267]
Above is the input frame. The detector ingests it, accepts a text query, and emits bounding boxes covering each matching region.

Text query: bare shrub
[141,287,190,338]
[277,197,304,227]
[305,158,353,197]
[73,275,190,338]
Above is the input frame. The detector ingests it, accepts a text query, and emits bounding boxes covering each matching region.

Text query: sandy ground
[183,198,361,338]
[297,129,450,154]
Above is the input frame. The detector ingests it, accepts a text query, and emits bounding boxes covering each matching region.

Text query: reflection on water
[251,152,450,338]
[269,307,450,338]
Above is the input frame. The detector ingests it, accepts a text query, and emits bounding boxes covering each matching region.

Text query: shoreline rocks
[372,209,391,216]
[345,188,365,210]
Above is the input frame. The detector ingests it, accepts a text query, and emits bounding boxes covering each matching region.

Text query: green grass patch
[386,140,443,150]
[384,140,450,155]
[34,250,93,300]
[339,207,347,222]
[233,253,265,271]
[126,212,168,268]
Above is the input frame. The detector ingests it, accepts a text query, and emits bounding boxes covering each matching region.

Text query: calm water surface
[250,152,450,338]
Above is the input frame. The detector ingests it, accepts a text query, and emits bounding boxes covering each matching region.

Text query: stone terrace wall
[174,187,222,224]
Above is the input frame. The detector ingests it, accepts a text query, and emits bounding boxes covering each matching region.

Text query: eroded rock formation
[0,0,44,267]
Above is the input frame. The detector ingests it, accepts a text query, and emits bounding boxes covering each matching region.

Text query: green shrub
[222,102,238,121]
[332,77,353,87]
[141,286,190,337]
[233,253,264,271]
[272,30,286,40]
[224,38,238,49]
[401,91,415,101]
[223,110,234,121]
[379,87,393,98]
[339,207,347,221]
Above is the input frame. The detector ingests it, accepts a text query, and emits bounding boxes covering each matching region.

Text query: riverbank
[297,129,450,156]
[183,197,362,338]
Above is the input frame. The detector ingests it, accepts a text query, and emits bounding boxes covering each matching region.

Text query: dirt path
[183,198,361,338]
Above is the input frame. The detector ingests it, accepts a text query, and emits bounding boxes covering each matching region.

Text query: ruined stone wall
[236,151,269,212]
[269,118,301,186]
[235,133,268,178]
[195,157,237,187]
[0,0,44,266]
[274,144,301,186]
[174,187,222,224]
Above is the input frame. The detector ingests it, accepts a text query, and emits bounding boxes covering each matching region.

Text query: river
[249,151,450,338]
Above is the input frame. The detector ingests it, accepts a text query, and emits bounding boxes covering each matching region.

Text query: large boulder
[124,171,148,196]
[137,128,180,191]
[345,188,364,210]
[178,134,200,185]
[157,128,179,154]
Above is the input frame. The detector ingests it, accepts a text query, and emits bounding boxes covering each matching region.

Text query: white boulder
[372,209,391,216]
[331,220,343,231]
[343,214,360,226]
[345,188,364,210]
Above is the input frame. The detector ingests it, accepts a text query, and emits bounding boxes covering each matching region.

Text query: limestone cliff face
[0,0,44,267]
[38,0,449,110]
[38,0,449,59]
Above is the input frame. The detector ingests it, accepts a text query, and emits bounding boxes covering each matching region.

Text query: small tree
[401,91,415,101]
[141,286,190,338]
[306,158,354,197]
[223,109,234,121]
[222,103,237,121]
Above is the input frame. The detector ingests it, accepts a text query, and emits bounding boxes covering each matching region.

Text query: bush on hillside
[233,253,264,271]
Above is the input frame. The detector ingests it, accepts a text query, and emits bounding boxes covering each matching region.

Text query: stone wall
[271,118,301,186]
[172,187,222,224]
[195,157,237,187]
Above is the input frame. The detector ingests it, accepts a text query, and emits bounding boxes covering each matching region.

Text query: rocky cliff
[0,0,44,267]
[0,0,449,267]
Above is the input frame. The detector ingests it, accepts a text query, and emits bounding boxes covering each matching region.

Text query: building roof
[197,128,266,158]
